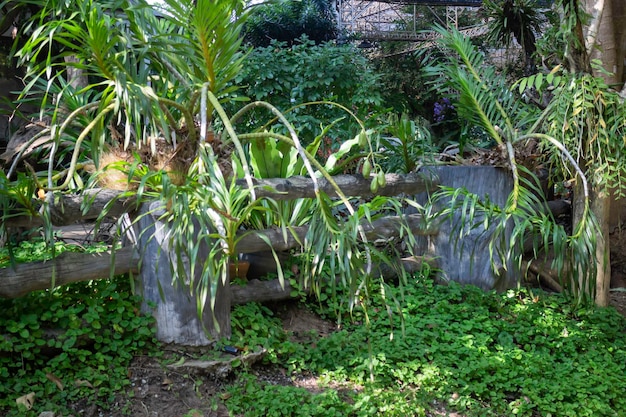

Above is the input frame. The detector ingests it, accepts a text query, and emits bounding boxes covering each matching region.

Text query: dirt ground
[67,304,341,417]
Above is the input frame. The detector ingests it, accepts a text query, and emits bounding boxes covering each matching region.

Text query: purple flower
[433,98,454,123]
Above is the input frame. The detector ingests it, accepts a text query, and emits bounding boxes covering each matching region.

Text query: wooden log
[0,210,436,299]
[6,188,135,228]
[234,213,437,254]
[4,171,436,228]
[522,259,563,293]
[231,279,295,305]
[230,256,440,305]
[0,246,138,298]
[239,172,438,200]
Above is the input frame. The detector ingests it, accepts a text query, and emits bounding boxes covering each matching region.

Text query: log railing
[0,171,439,300]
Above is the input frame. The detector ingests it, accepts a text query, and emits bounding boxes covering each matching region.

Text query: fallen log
[233,213,437,254]
[166,348,267,377]
[0,210,436,299]
[230,256,440,305]
[231,279,296,305]
[0,246,138,298]
[522,259,563,293]
[4,171,437,229]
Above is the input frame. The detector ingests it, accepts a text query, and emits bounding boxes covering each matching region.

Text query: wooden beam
[239,172,438,200]
[6,188,135,228]
[0,246,138,298]
[0,211,435,299]
[230,256,440,305]
[5,171,437,229]
[234,213,437,254]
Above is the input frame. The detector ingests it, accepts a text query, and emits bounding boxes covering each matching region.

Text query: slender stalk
[228,100,320,196]
[45,102,116,191]
[205,90,256,200]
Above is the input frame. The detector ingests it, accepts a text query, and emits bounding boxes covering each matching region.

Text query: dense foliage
[225,277,626,417]
[244,0,337,47]
[0,241,156,415]
[235,36,384,147]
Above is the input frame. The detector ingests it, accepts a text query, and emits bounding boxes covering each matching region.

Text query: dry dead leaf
[16,392,35,410]
[74,379,94,388]
[46,373,64,391]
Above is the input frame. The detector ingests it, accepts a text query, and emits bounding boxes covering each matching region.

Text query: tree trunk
[573,179,611,306]
[585,0,626,90]
[64,55,88,90]
[592,185,611,307]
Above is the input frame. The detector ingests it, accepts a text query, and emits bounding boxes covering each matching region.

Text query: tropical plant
[244,0,338,47]
[521,65,626,305]
[3,0,392,325]
[243,134,321,230]
[379,113,435,174]
[520,0,626,306]
[426,26,601,305]
[483,0,547,75]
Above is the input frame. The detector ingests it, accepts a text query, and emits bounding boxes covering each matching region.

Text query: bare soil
[65,304,341,417]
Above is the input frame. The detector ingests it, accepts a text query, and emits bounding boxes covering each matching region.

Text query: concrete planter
[131,201,231,346]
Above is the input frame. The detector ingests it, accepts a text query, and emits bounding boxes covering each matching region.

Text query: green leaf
[518,77,528,94]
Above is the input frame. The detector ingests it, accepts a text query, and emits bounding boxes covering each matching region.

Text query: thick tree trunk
[592,187,611,307]
[585,0,626,89]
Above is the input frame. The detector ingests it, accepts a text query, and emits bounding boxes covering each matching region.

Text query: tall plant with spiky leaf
[426,27,599,305]
[483,0,546,74]
[4,0,395,327]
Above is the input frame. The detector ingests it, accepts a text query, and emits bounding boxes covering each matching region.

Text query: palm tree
[483,0,546,74]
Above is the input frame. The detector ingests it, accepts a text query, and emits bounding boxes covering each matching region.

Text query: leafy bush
[235,36,384,148]
[244,0,337,47]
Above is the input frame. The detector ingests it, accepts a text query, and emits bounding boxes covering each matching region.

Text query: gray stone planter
[130,201,231,346]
